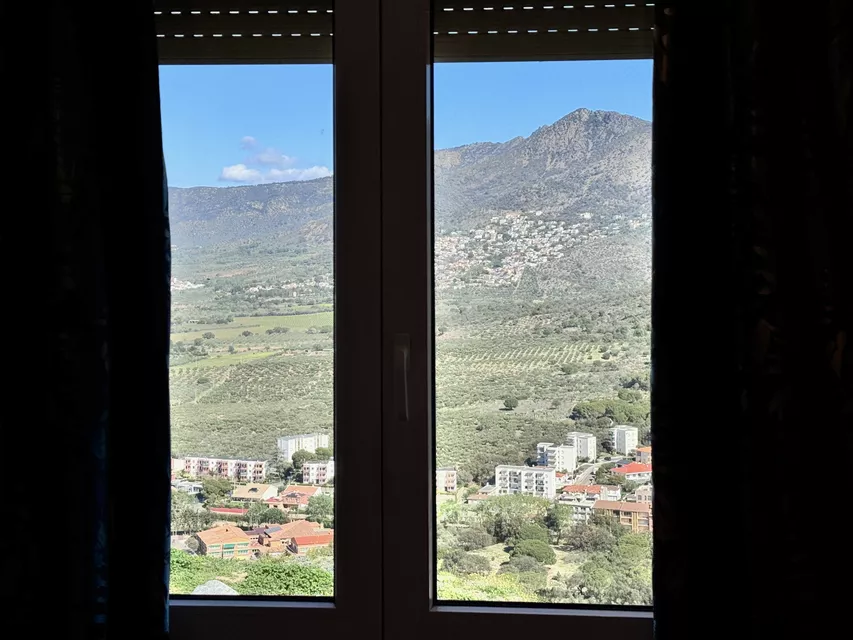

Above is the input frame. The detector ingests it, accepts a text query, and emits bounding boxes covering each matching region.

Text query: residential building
[636,446,652,464]
[171,479,203,495]
[594,500,653,533]
[291,531,335,554]
[634,484,653,503]
[194,526,251,558]
[466,484,496,503]
[258,520,331,554]
[231,483,278,501]
[611,462,652,483]
[277,433,330,463]
[436,467,458,493]
[556,497,597,522]
[265,485,321,511]
[610,426,639,455]
[565,431,597,461]
[180,456,267,482]
[495,465,557,499]
[536,442,577,473]
[302,458,335,485]
[209,507,248,517]
[560,484,622,502]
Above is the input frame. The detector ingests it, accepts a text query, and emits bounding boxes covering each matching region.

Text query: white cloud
[266,166,332,182]
[252,148,297,168]
[219,138,332,184]
[219,164,263,183]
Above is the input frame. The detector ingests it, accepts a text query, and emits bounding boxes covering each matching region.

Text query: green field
[171,312,334,342]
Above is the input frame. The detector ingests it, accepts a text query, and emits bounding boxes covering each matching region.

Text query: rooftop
[611,462,652,475]
[594,500,651,514]
[263,520,324,541]
[196,526,250,546]
[209,507,248,515]
[232,483,276,499]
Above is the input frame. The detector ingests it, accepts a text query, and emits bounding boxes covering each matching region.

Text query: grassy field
[171,311,334,342]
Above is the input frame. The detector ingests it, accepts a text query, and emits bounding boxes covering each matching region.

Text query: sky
[159,60,652,188]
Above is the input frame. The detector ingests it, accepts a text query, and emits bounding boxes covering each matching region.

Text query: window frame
[166,0,383,636]
[380,0,655,638]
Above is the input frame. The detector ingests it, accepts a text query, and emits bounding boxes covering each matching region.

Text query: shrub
[455,527,494,551]
[503,396,519,410]
[513,523,550,544]
[498,555,544,575]
[511,539,556,565]
[202,332,215,339]
[443,550,491,576]
[238,559,333,596]
[197,377,211,385]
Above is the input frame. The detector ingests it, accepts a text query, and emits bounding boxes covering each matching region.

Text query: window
[164,0,655,638]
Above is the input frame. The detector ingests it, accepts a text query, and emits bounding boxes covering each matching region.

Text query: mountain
[167,109,650,248]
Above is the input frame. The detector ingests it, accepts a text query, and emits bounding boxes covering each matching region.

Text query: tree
[454,526,494,551]
[201,476,232,504]
[477,494,550,543]
[313,447,333,461]
[185,536,199,553]
[241,330,253,337]
[544,504,574,545]
[503,396,519,410]
[306,494,334,528]
[245,502,269,528]
[510,539,556,564]
[442,550,491,576]
[560,363,580,375]
[262,508,288,524]
[228,345,235,354]
[238,559,333,596]
[290,449,313,473]
[202,332,215,339]
[498,554,544,575]
[513,523,550,544]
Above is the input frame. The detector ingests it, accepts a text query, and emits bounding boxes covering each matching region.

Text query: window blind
[154,1,334,64]
[433,2,655,61]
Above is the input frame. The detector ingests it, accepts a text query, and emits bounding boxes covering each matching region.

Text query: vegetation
[510,539,556,565]
[305,494,334,528]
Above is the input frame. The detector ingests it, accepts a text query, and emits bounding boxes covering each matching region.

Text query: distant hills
[168,108,651,248]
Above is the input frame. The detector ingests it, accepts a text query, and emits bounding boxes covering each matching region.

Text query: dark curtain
[653,2,853,639]
[3,2,171,638]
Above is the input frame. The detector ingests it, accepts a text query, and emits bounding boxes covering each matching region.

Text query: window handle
[394,334,411,422]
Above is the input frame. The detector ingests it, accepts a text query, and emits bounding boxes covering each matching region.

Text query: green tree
[513,523,550,544]
[201,476,232,504]
[454,527,494,551]
[202,332,215,339]
[306,494,334,528]
[544,503,574,545]
[313,447,333,461]
[228,345,235,354]
[245,501,269,528]
[442,550,491,576]
[290,449,313,473]
[510,539,556,565]
[238,559,333,596]
[241,330,253,337]
[478,494,550,543]
[503,396,519,410]
[262,508,288,524]
[561,363,581,375]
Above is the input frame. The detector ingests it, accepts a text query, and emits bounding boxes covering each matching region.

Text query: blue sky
[159,60,652,188]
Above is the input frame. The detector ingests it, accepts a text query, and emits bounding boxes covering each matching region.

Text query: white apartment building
[556,497,597,523]
[536,442,578,473]
[302,458,335,485]
[277,433,330,463]
[495,465,557,499]
[610,425,639,455]
[565,431,597,461]
[436,467,458,493]
[180,457,267,482]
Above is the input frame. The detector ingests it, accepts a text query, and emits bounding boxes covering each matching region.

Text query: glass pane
[434,61,653,605]
[161,65,335,597]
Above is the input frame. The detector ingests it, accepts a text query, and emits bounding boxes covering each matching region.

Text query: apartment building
[277,433,330,463]
[495,465,557,499]
[560,484,622,502]
[594,500,653,533]
[565,431,597,461]
[436,467,458,493]
[634,484,653,503]
[610,425,639,455]
[179,456,267,482]
[636,446,652,464]
[195,526,251,559]
[302,458,335,485]
[540,442,579,474]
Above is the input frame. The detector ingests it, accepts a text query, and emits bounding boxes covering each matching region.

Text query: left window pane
[160,64,335,597]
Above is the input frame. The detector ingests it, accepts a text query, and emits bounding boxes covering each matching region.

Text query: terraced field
[171,311,333,342]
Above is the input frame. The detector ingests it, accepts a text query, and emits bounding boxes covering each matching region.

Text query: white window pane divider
[168,0,383,636]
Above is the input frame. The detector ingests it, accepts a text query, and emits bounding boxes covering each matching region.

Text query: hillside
[168,108,651,248]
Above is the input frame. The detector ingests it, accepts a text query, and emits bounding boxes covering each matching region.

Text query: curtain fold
[653,2,853,638]
[4,2,171,637]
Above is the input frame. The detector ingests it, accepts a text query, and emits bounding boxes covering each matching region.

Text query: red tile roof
[636,446,652,453]
[267,485,321,507]
[611,462,652,475]
[210,507,249,515]
[263,520,323,541]
[293,532,334,547]
[562,484,605,494]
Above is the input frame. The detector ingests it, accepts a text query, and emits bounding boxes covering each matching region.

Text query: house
[436,467,458,493]
[172,479,203,495]
[560,484,622,502]
[232,483,278,501]
[495,465,557,499]
[610,426,639,455]
[611,462,652,483]
[466,484,496,503]
[557,497,597,522]
[634,485,653,503]
[291,531,335,555]
[265,485,320,511]
[565,431,597,461]
[594,500,653,533]
[194,526,251,558]
[302,458,335,485]
[636,446,652,465]
[259,520,328,554]
[277,433,330,463]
